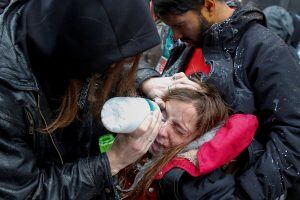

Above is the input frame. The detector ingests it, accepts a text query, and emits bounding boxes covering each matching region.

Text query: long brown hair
[43,55,141,133]
[121,82,229,199]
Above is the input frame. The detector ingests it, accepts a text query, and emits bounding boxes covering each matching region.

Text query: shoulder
[242,23,286,50]
[240,23,299,72]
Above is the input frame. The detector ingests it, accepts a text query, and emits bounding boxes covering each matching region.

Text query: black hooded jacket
[137,5,300,200]
[19,0,160,106]
[0,0,159,199]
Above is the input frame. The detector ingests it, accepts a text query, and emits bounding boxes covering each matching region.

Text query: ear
[203,0,216,13]
[199,0,217,22]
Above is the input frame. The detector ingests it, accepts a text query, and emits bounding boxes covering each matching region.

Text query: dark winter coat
[137,4,300,200]
[0,0,159,199]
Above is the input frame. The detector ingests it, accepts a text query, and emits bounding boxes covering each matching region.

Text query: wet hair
[120,81,229,199]
[163,82,229,133]
[42,55,140,133]
[153,0,225,18]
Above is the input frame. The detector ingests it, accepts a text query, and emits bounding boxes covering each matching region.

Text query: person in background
[263,6,299,61]
[263,6,294,44]
[0,0,162,199]
[136,0,300,199]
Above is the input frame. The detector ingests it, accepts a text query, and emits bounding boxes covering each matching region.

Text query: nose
[158,121,169,138]
[172,29,183,41]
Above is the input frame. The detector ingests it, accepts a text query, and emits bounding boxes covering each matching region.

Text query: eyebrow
[172,120,189,134]
[165,102,190,134]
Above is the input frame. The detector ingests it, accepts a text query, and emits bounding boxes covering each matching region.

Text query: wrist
[141,78,156,98]
[106,150,123,175]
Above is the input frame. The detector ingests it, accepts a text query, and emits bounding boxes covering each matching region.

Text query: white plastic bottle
[101,97,159,134]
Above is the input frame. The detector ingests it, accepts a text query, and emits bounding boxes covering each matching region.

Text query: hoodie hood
[19,0,160,79]
[203,3,266,49]
[263,6,294,43]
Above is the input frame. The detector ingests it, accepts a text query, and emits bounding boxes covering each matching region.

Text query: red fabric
[184,48,210,76]
[154,114,258,179]
[137,184,158,200]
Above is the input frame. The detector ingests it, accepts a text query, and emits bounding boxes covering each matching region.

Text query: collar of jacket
[0,1,39,92]
[202,3,266,54]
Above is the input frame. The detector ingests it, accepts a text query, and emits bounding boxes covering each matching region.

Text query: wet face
[162,10,210,46]
[149,99,199,157]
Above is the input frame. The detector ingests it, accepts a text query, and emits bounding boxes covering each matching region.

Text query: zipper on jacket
[37,94,64,165]
[25,108,36,150]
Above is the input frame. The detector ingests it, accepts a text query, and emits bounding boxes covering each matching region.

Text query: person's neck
[214,3,235,24]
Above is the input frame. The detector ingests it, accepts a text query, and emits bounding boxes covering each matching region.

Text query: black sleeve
[136,59,161,94]
[237,25,300,199]
[158,168,236,200]
[0,86,111,199]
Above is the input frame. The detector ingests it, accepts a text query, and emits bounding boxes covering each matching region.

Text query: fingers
[172,73,193,85]
[107,110,162,171]
[143,112,162,150]
[168,72,202,92]
[131,110,162,153]
[144,110,162,139]
[148,110,162,141]
[171,83,201,91]
[132,109,161,138]
[142,77,173,99]
[172,72,186,80]
[153,97,166,110]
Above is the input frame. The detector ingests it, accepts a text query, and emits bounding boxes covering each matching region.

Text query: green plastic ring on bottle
[99,134,115,153]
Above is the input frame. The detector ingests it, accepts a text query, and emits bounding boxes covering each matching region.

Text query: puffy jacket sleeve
[0,86,112,199]
[237,24,300,199]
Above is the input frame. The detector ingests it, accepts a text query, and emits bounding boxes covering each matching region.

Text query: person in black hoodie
[263,5,294,45]
[136,0,300,199]
[0,0,161,199]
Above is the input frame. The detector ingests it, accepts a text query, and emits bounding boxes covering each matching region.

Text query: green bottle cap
[99,134,115,153]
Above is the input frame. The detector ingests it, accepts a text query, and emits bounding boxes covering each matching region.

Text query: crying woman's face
[149,99,199,157]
